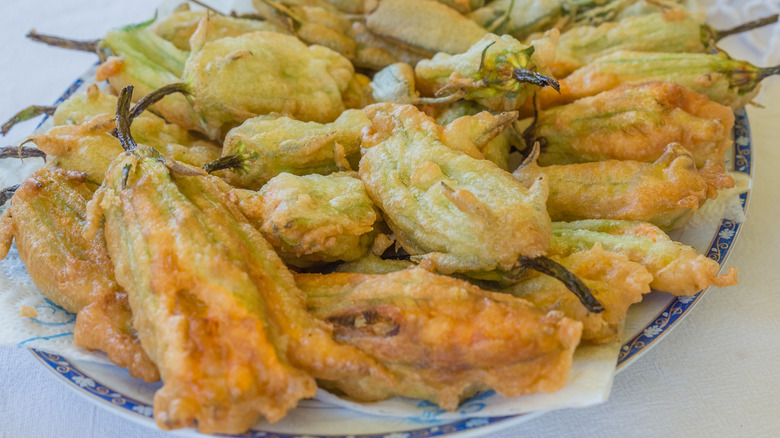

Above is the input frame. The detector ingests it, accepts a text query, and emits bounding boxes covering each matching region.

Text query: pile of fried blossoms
[2,0,773,434]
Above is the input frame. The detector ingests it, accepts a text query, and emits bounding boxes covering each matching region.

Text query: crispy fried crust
[507,244,652,344]
[534,82,735,180]
[365,0,487,56]
[514,143,710,230]
[152,9,286,51]
[90,149,315,433]
[297,268,582,410]
[551,13,705,78]
[32,85,220,184]
[359,103,551,275]
[221,109,368,190]
[551,220,738,295]
[0,168,159,381]
[528,51,765,113]
[334,253,415,274]
[89,147,389,433]
[247,172,381,267]
[185,30,356,137]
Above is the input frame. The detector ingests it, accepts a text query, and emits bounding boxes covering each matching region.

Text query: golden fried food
[52,84,124,126]
[15,25,201,137]
[551,11,704,78]
[370,62,420,104]
[359,103,551,277]
[349,20,430,69]
[252,1,417,84]
[506,245,652,344]
[1,4,754,432]
[514,143,715,230]
[29,113,220,185]
[233,172,382,267]
[341,71,376,109]
[96,19,207,134]
[86,98,390,431]
[530,50,778,113]
[324,0,365,13]
[152,7,287,51]
[99,20,364,140]
[433,0,480,14]
[441,110,518,170]
[88,146,315,432]
[370,62,500,113]
[253,0,422,71]
[297,267,583,410]
[184,29,359,137]
[531,82,735,177]
[253,0,347,12]
[28,115,123,184]
[552,11,779,78]
[256,1,359,58]
[221,109,369,190]
[551,220,738,295]
[99,18,186,88]
[415,32,558,112]
[428,100,523,170]
[424,95,488,122]
[365,0,488,56]
[0,169,96,312]
[54,84,221,155]
[469,0,560,39]
[0,168,158,382]
[469,0,640,41]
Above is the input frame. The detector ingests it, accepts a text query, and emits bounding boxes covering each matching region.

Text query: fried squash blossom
[359,103,551,277]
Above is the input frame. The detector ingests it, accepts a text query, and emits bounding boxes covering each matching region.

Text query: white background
[1,1,779,437]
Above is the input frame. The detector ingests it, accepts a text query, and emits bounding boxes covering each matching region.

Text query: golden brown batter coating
[236,172,382,267]
[506,245,652,344]
[551,220,738,295]
[53,84,220,156]
[532,82,735,175]
[221,109,369,190]
[29,84,220,184]
[87,141,389,433]
[152,8,287,51]
[29,113,219,185]
[298,267,583,410]
[333,253,415,274]
[184,30,358,137]
[528,50,776,114]
[440,110,518,170]
[95,21,206,135]
[0,168,158,382]
[551,12,707,78]
[468,0,640,41]
[359,103,551,277]
[365,0,487,56]
[513,143,711,230]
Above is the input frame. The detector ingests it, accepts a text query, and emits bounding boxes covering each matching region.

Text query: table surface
[1,2,779,437]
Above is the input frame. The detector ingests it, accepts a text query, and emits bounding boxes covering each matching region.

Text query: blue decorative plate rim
[27,73,752,437]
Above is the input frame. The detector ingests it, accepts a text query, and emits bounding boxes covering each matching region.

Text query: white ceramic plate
[19,71,752,438]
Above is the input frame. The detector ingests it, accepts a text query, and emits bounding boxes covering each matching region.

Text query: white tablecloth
[1,1,779,437]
